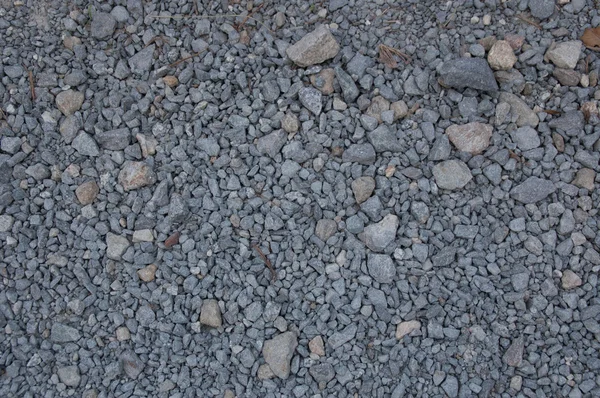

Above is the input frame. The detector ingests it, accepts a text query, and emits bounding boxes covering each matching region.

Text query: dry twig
[252,243,277,282]
[378,44,411,69]
[515,14,541,29]
[167,51,204,68]
[22,63,36,101]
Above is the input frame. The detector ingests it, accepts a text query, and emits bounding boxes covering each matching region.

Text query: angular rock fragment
[432,160,473,190]
[438,58,499,91]
[262,332,298,379]
[118,161,156,191]
[286,25,340,67]
[510,177,555,204]
[446,122,493,154]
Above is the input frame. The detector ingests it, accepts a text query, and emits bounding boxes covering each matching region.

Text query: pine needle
[378,44,411,69]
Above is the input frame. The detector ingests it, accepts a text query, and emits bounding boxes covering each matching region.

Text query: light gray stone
[363,214,399,252]
[432,160,473,190]
[367,254,396,283]
[286,25,340,67]
[262,332,298,379]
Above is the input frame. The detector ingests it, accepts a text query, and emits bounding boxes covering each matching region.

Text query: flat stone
[286,25,340,67]
[137,264,158,282]
[315,219,337,241]
[446,122,493,154]
[257,130,287,156]
[0,215,14,232]
[75,180,99,205]
[136,133,157,158]
[128,44,155,73]
[488,40,517,71]
[396,320,421,339]
[262,331,298,379]
[299,87,322,115]
[432,246,457,267]
[499,92,539,127]
[91,12,116,39]
[59,115,82,143]
[391,100,408,120]
[510,126,540,151]
[96,128,130,150]
[367,125,402,152]
[118,161,156,191]
[132,229,154,242]
[553,68,581,86]
[442,375,459,398]
[335,66,359,103]
[56,90,84,116]
[503,336,524,367]
[432,160,473,190]
[546,41,582,69]
[438,58,499,91]
[57,366,81,387]
[342,144,376,165]
[529,0,555,19]
[572,168,595,190]
[308,336,325,356]
[562,270,582,290]
[510,177,556,204]
[257,364,276,380]
[367,254,396,283]
[351,176,375,204]
[106,233,130,260]
[51,323,80,343]
[1,136,21,154]
[281,113,300,133]
[200,299,222,328]
[327,324,357,349]
[71,132,100,156]
[121,351,144,379]
[364,214,399,252]
[25,164,51,180]
[116,326,131,341]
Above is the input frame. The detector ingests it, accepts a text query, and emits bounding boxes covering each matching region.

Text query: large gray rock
[510,126,540,151]
[327,324,357,349]
[51,323,81,343]
[546,41,582,69]
[200,299,222,328]
[56,90,84,116]
[129,44,155,73]
[334,66,359,103]
[95,128,130,150]
[498,92,539,128]
[257,130,287,156]
[91,12,116,39]
[367,125,402,152]
[367,254,396,283]
[72,132,100,156]
[363,214,399,252]
[438,58,499,91]
[342,144,376,165]
[446,122,493,154]
[57,366,81,387]
[262,332,298,379]
[510,177,556,204]
[299,87,322,115]
[529,0,555,20]
[351,176,376,204]
[503,336,525,367]
[432,160,473,190]
[121,350,145,379]
[286,25,340,67]
[106,233,130,260]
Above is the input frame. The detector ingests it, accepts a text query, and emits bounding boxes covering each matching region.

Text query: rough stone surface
[510,126,540,151]
[118,161,156,191]
[562,270,582,290]
[57,366,80,387]
[367,254,396,283]
[342,144,376,164]
[56,90,84,116]
[262,332,298,379]
[200,299,222,328]
[286,25,340,67]
[363,214,399,252]
[432,160,473,190]
[488,40,517,71]
[396,320,421,339]
[499,92,539,127]
[546,41,582,69]
[351,176,376,204]
[446,122,493,154]
[75,180,99,205]
[438,58,499,91]
[510,177,556,204]
[503,336,524,367]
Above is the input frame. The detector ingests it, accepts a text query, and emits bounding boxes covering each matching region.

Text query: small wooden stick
[23,63,36,101]
[167,51,204,68]
[252,243,277,282]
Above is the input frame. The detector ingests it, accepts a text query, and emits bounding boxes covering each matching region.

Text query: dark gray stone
[438,58,499,91]
[510,177,556,204]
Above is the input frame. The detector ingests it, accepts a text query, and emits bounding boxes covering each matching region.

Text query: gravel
[2,1,600,397]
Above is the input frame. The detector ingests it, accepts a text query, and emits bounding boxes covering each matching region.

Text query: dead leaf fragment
[581,27,600,50]
[164,231,180,248]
